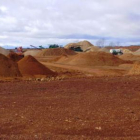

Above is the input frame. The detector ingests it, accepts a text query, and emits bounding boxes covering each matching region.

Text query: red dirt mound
[57,52,130,66]
[0,53,21,77]
[128,61,140,75]
[36,48,76,57]
[18,55,56,76]
[118,53,140,61]
[49,54,68,62]
[7,51,23,62]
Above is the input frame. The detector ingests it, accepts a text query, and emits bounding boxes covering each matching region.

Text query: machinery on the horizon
[70,46,83,52]
[110,49,123,55]
[69,44,83,52]
[15,46,24,58]
[30,45,45,49]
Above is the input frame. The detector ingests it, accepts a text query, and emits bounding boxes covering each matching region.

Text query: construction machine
[15,46,24,58]
[110,49,123,55]
[30,45,45,49]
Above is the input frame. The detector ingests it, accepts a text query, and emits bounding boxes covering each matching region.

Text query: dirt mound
[85,46,100,52]
[36,48,76,57]
[118,53,140,61]
[0,46,10,55]
[7,51,23,62]
[99,47,110,53]
[18,55,56,76]
[57,52,129,66]
[49,54,68,62]
[24,49,41,56]
[122,49,132,54]
[128,61,140,75]
[64,40,97,52]
[133,48,140,55]
[0,53,21,77]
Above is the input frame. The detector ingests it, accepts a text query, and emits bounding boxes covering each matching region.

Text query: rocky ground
[0,76,140,139]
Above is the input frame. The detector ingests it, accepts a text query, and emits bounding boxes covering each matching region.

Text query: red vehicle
[15,46,24,58]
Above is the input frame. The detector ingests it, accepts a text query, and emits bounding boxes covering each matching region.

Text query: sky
[0,0,140,48]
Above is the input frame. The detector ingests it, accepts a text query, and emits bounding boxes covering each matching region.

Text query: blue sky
[0,0,140,48]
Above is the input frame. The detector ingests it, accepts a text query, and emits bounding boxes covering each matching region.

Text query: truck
[110,49,123,55]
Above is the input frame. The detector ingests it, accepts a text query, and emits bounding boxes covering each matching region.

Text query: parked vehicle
[110,49,123,55]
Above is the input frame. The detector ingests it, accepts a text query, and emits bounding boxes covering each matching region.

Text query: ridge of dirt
[118,53,140,61]
[56,52,131,66]
[0,46,10,55]
[24,49,41,56]
[36,48,76,57]
[0,53,21,77]
[18,55,56,76]
[128,61,140,75]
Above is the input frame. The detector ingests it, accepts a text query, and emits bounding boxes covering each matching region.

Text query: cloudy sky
[0,0,140,48]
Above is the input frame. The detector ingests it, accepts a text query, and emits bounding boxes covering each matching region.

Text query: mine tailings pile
[56,52,131,66]
[0,46,10,56]
[18,55,56,76]
[64,40,98,52]
[118,53,140,61]
[98,47,110,53]
[128,61,140,75]
[24,49,42,56]
[133,48,140,55]
[36,48,76,57]
[0,53,21,77]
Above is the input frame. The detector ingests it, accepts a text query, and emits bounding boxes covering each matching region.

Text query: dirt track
[42,62,127,76]
[1,76,140,139]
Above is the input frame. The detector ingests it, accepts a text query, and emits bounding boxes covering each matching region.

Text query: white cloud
[0,35,8,39]
[0,0,140,47]
[0,6,7,13]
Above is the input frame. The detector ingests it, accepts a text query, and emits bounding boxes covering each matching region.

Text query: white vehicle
[110,49,123,55]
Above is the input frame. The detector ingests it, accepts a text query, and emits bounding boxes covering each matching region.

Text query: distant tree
[109,42,116,47]
[116,41,120,47]
[96,38,105,47]
[49,44,59,48]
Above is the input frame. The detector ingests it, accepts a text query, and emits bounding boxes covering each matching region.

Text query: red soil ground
[1,49,140,139]
[0,76,140,139]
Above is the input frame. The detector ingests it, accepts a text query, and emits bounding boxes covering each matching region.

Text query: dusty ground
[1,76,140,139]
[36,55,133,77]
[0,54,139,139]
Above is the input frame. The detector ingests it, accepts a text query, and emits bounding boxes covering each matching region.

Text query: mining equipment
[15,46,24,58]
[110,49,123,55]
